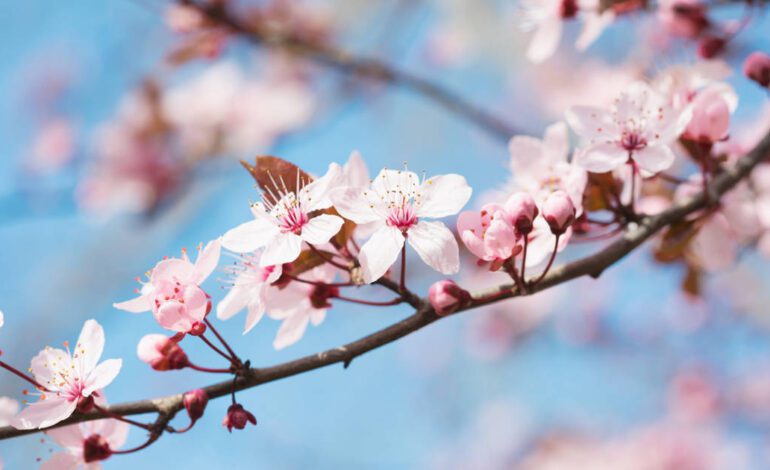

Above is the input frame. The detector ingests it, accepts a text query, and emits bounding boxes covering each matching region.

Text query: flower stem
[333,295,402,306]
[198,333,234,363]
[93,403,151,431]
[519,237,529,282]
[309,244,350,271]
[399,245,406,293]
[188,363,233,374]
[204,318,240,363]
[531,235,560,287]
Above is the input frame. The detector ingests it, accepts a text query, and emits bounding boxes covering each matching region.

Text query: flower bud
[542,191,576,235]
[684,89,731,143]
[137,334,189,371]
[697,35,726,59]
[504,192,539,236]
[223,403,257,432]
[428,280,471,316]
[183,389,209,422]
[83,434,112,463]
[310,284,339,309]
[744,52,770,89]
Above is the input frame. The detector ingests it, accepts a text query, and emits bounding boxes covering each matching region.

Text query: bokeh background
[3,0,770,468]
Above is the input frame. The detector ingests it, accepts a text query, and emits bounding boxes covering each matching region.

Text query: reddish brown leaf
[240,156,312,206]
[654,219,701,263]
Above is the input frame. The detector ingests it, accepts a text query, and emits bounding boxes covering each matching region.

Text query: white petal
[102,419,130,449]
[40,452,80,470]
[76,320,105,375]
[260,232,302,266]
[574,142,627,173]
[416,174,473,218]
[300,214,344,245]
[45,423,85,448]
[634,144,675,173]
[243,298,267,334]
[330,187,384,224]
[222,219,279,253]
[526,16,562,63]
[575,10,613,51]
[565,106,618,141]
[509,135,545,176]
[300,163,341,211]
[83,359,122,396]
[216,285,250,320]
[12,398,77,430]
[371,168,420,198]
[542,121,569,163]
[273,313,310,350]
[112,292,153,314]
[343,150,370,187]
[358,225,405,284]
[191,238,221,284]
[406,221,460,275]
[30,348,70,387]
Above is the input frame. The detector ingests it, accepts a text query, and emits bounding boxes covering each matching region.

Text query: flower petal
[416,174,473,218]
[45,423,85,449]
[273,312,310,350]
[112,292,153,314]
[358,226,405,284]
[407,221,460,275]
[542,121,569,163]
[260,232,302,267]
[191,238,221,284]
[574,142,627,173]
[75,319,105,376]
[575,10,613,51]
[101,419,130,450]
[330,187,384,224]
[343,150,370,188]
[243,297,267,334]
[40,452,80,470]
[565,106,618,142]
[526,16,562,63]
[83,359,122,396]
[216,284,250,321]
[12,397,77,430]
[634,144,675,173]
[300,214,344,245]
[30,348,71,387]
[222,219,279,254]
[300,163,341,211]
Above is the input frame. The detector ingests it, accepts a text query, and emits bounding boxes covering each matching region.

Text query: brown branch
[2,129,768,442]
[176,0,518,142]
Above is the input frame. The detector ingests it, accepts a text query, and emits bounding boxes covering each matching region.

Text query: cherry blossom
[541,190,576,235]
[113,239,221,333]
[457,203,520,264]
[136,334,189,371]
[428,280,471,316]
[267,265,337,350]
[507,122,587,215]
[41,419,129,469]
[522,0,614,63]
[331,167,472,283]
[12,320,122,430]
[566,81,692,173]
[216,251,283,334]
[222,164,343,267]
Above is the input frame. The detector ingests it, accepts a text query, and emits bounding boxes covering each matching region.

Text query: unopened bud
[428,280,471,316]
[83,434,113,463]
[744,52,770,89]
[137,334,190,371]
[183,389,209,422]
[504,192,539,236]
[542,191,576,235]
[223,403,257,432]
[697,35,726,59]
[188,321,206,336]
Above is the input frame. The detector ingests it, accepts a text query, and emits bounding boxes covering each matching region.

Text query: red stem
[188,363,233,374]
[334,295,402,306]
[309,244,350,271]
[520,236,529,281]
[531,235,560,286]
[198,333,234,362]
[0,361,48,391]
[399,245,406,292]
[204,318,239,362]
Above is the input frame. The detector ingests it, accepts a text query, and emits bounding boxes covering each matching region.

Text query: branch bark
[178,0,518,142]
[2,129,768,441]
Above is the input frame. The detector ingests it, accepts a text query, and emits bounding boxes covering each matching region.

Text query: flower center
[386,203,417,231]
[278,205,308,234]
[620,130,647,152]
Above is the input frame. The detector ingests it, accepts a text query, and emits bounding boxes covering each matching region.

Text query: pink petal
[45,423,85,449]
[416,174,473,218]
[300,163,341,211]
[330,187,384,224]
[407,221,460,275]
[300,214,344,245]
[150,258,196,285]
[509,135,545,176]
[75,319,105,375]
[83,359,122,396]
[260,232,302,267]
[526,16,562,63]
[565,106,618,142]
[542,121,569,164]
[112,292,153,314]
[191,238,221,285]
[634,144,676,173]
[12,397,77,430]
[243,298,267,334]
[40,452,80,470]
[222,219,280,254]
[101,419,130,450]
[343,150,370,188]
[358,225,405,284]
[30,347,71,387]
[216,284,250,321]
[273,312,310,350]
[574,142,627,173]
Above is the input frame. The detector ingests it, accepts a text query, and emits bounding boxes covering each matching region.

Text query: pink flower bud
[223,403,257,432]
[744,52,770,89]
[428,280,471,316]
[697,35,726,59]
[137,334,189,371]
[684,89,731,143]
[504,192,539,236]
[183,389,209,422]
[542,191,576,235]
[83,434,113,463]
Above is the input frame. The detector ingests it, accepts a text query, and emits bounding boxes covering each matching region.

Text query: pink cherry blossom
[222,163,343,267]
[744,52,770,89]
[508,122,587,216]
[504,192,539,235]
[0,397,18,427]
[522,0,614,63]
[216,251,283,334]
[541,190,576,235]
[12,320,122,430]
[331,167,472,283]
[41,419,129,469]
[113,239,221,333]
[566,81,692,173]
[267,266,337,350]
[457,203,520,263]
[428,280,471,316]
[136,334,189,371]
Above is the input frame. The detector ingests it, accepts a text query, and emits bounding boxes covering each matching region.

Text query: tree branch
[176,0,518,142]
[2,129,768,442]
